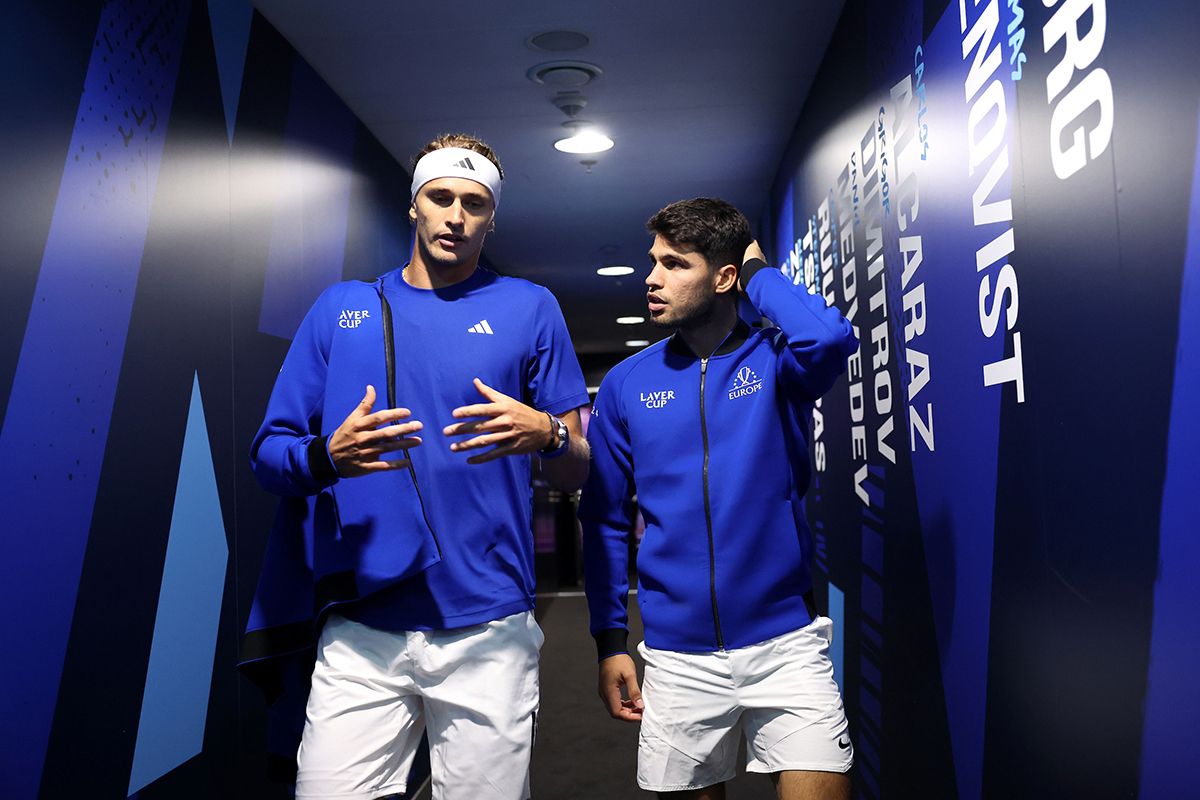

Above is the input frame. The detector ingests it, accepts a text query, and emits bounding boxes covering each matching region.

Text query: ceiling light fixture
[625,340,650,347]
[551,92,613,155]
[616,316,644,324]
[554,121,613,154]
[596,265,635,276]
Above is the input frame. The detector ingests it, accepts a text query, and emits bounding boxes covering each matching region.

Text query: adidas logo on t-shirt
[468,319,494,335]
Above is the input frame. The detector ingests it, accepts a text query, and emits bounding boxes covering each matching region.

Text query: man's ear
[408,201,417,224]
[714,262,739,294]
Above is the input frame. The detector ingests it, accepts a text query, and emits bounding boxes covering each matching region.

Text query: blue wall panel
[0,2,189,793]
[0,1,414,796]
[1139,101,1200,799]
[765,1,1200,797]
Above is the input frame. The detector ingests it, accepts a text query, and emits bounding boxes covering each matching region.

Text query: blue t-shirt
[341,266,589,631]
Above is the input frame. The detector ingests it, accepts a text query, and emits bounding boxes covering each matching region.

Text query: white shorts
[295,610,544,800]
[636,617,853,792]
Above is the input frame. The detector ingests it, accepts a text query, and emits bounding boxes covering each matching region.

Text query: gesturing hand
[598,654,644,722]
[327,385,423,477]
[443,378,554,464]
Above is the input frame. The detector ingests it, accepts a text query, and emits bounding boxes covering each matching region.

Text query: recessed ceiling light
[625,340,650,347]
[597,265,634,276]
[616,316,644,325]
[554,127,614,154]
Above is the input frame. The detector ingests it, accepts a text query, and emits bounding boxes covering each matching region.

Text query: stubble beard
[650,293,718,331]
[416,229,477,270]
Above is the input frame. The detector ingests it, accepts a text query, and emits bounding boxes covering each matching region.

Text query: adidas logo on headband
[412,147,502,207]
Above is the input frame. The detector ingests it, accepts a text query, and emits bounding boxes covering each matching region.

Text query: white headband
[411,147,502,208]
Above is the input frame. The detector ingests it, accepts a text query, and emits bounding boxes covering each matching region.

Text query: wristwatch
[539,412,570,459]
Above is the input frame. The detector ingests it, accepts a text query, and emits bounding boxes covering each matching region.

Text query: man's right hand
[598,653,644,722]
[327,385,423,477]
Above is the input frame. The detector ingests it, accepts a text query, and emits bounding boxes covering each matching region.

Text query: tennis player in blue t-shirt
[245,133,590,799]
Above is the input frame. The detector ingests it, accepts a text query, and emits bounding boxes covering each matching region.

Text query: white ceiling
[250,0,845,355]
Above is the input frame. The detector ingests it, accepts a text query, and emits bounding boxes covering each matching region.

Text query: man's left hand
[444,378,554,464]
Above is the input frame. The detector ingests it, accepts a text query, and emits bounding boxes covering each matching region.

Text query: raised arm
[739,240,857,401]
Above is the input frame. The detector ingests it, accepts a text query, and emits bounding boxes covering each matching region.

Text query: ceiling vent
[526,60,603,89]
[526,30,590,52]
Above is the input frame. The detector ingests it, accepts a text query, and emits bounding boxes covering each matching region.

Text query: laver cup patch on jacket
[728,366,763,400]
[639,389,676,409]
[338,309,371,329]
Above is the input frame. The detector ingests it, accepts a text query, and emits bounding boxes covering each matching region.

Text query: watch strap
[539,412,570,459]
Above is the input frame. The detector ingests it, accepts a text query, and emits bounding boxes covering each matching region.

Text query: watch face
[546,415,568,451]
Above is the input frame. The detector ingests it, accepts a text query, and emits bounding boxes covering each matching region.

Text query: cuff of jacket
[307,435,340,485]
[595,628,630,661]
[740,257,771,288]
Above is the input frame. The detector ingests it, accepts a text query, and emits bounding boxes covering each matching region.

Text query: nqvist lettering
[962,0,1026,402]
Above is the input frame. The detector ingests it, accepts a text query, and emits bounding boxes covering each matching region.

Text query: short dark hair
[646,198,752,270]
[411,133,504,178]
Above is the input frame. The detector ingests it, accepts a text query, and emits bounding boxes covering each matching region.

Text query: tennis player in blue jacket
[243,133,590,799]
[581,198,856,799]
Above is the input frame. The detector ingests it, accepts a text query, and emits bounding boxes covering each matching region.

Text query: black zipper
[377,281,441,558]
[699,356,724,650]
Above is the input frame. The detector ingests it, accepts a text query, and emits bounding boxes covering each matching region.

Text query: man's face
[409,176,495,268]
[645,234,722,329]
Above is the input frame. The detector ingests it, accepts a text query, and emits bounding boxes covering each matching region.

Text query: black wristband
[595,627,630,661]
[740,257,770,288]
[308,435,340,485]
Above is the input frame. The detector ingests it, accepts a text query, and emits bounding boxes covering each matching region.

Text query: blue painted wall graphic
[128,373,228,794]
[207,0,253,143]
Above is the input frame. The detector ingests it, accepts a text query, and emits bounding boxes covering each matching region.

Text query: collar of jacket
[666,318,752,360]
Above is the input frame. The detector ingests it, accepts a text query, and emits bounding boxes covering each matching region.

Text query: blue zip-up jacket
[580,260,856,657]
